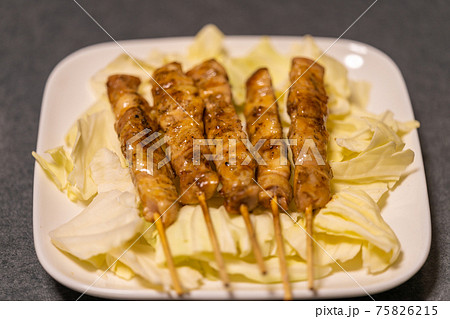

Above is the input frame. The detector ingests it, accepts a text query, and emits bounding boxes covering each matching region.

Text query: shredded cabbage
[33,25,419,289]
[32,146,72,190]
[224,37,290,105]
[49,190,143,260]
[188,24,225,66]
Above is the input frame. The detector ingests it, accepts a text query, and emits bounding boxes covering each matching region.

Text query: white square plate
[33,36,431,300]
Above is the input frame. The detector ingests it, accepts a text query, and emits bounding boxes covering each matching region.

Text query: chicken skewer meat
[152,62,219,204]
[187,60,259,213]
[107,74,180,224]
[287,58,332,289]
[244,68,293,299]
[245,68,292,210]
[151,63,229,287]
[187,59,266,275]
[107,74,183,295]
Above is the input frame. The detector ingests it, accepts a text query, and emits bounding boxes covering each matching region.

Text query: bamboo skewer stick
[271,196,292,300]
[240,204,267,275]
[305,205,314,290]
[153,212,183,296]
[198,192,230,288]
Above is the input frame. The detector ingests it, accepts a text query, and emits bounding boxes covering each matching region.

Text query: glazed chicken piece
[244,68,292,211]
[287,58,332,211]
[107,74,179,226]
[151,62,219,204]
[187,59,259,214]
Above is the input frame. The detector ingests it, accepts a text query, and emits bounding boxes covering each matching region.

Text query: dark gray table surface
[0,0,448,301]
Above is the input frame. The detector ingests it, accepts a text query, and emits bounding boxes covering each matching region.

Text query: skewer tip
[153,212,184,296]
[198,192,231,288]
[305,205,314,291]
[271,196,292,300]
[240,204,267,276]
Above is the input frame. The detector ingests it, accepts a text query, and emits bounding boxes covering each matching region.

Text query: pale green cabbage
[224,37,291,105]
[34,25,420,289]
[188,24,226,65]
[315,190,400,273]
[90,54,154,100]
[49,189,142,260]
[32,146,72,190]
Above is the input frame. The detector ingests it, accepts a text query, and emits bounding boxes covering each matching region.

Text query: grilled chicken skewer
[244,68,293,300]
[151,63,229,287]
[151,63,219,204]
[245,68,293,210]
[107,74,183,295]
[287,58,332,289]
[187,59,266,275]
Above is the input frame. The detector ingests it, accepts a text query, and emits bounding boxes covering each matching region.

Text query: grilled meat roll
[287,58,332,211]
[107,74,179,226]
[152,62,219,204]
[187,59,259,214]
[244,68,292,211]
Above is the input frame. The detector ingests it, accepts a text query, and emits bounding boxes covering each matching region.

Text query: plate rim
[33,35,431,300]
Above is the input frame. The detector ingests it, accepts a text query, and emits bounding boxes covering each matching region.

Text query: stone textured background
[0,0,448,300]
